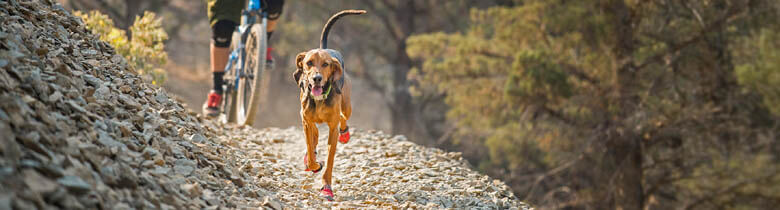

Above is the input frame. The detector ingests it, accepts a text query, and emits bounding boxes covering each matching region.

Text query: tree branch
[523,157,581,201]
[435,126,456,146]
[683,171,779,210]
[367,42,395,61]
[476,50,599,86]
[560,63,599,85]
[634,4,746,71]
[539,105,574,125]
[364,2,403,42]
[354,55,387,96]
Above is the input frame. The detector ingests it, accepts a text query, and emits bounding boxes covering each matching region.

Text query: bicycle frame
[223,0,267,93]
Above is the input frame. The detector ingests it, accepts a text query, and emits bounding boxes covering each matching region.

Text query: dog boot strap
[340,126,349,134]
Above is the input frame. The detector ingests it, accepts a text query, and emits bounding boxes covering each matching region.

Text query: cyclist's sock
[266,31,274,62]
[212,72,224,94]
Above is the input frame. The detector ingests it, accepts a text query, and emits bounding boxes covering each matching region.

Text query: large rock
[57,176,91,195]
[23,169,58,195]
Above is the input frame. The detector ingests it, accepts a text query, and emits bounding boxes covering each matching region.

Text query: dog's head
[293,49,343,101]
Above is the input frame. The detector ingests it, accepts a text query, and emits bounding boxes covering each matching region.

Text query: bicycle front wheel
[236,21,269,126]
[220,30,243,124]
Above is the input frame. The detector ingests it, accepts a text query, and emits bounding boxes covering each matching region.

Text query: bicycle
[218,0,272,126]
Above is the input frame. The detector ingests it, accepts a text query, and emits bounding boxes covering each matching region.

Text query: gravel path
[210,123,530,209]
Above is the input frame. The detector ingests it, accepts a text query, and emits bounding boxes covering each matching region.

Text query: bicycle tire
[236,21,269,126]
[220,31,243,124]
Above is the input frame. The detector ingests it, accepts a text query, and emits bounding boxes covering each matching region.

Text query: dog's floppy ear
[293,52,306,87]
[330,57,343,94]
[293,69,303,88]
[295,52,307,70]
[330,57,343,81]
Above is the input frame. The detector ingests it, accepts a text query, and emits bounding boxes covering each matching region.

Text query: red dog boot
[338,126,350,144]
[320,185,335,201]
[303,152,323,173]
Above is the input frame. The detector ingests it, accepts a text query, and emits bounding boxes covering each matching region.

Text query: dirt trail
[209,122,530,209]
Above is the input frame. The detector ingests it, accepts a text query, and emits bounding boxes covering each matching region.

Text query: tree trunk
[604,0,643,209]
[383,1,434,143]
[388,37,433,143]
[389,89,433,143]
[122,0,142,30]
[607,134,643,210]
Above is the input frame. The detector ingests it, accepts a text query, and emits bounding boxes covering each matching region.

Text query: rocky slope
[0,0,530,209]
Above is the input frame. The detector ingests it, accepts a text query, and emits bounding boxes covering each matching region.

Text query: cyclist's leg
[204,0,245,116]
[209,20,236,91]
[265,0,284,37]
[264,0,284,63]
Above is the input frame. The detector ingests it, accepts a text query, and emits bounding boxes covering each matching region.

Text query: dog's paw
[338,131,350,144]
[307,161,323,173]
[303,153,323,173]
[320,185,335,201]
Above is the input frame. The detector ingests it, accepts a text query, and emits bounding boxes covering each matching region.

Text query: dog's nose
[313,74,323,83]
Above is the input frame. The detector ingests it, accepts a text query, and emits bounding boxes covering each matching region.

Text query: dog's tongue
[312,86,323,96]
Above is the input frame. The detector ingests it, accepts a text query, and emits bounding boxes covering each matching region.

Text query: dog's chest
[302,99,340,123]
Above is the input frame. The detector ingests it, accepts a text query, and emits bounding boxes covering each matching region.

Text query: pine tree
[408,0,780,208]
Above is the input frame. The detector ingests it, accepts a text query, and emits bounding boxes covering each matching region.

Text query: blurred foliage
[75,10,168,85]
[733,29,780,116]
[409,0,780,209]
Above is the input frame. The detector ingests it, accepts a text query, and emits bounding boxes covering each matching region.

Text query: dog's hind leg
[338,107,352,144]
[340,95,352,125]
[338,82,352,144]
[340,79,353,123]
[339,107,351,132]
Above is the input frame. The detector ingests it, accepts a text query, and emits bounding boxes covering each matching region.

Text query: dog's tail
[320,10,366,49]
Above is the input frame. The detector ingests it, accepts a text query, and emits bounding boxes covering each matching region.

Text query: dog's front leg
[322,121,339,186]
[303,121,320,170]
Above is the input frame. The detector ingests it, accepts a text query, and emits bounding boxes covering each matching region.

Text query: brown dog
[292,10,365,201]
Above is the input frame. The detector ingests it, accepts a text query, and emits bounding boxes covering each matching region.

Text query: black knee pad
[211,20,237,48]
[264,0,284,20]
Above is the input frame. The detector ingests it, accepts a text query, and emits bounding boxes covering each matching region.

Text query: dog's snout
[313,74,323,83]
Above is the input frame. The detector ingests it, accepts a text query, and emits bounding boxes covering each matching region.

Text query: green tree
[408,0,780,209]
[733,29,780,115]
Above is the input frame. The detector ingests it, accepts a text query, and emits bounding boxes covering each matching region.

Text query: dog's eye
[322,63,329,67]
[306,61,313,66]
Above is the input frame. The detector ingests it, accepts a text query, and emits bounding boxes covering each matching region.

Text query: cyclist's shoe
[202,91,222,118]
[265,47,275,69]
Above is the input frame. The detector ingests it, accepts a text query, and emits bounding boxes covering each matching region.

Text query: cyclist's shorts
[207,0,284,27]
